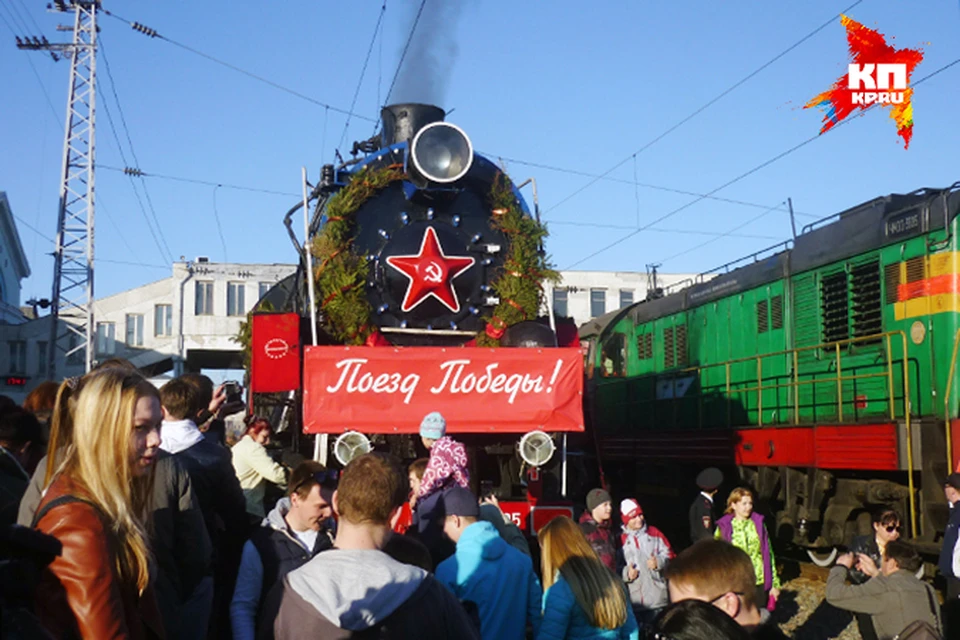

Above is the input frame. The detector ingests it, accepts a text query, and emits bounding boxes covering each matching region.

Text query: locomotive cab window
[600,334,626,378]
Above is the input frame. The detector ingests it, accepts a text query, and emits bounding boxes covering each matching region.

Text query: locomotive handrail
[697,240,793,279]
[600,329,918,536]
[943,327,960,474]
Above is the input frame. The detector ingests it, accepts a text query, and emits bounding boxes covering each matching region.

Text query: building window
[553,289,568,317]
[259,282,272,301]
[96,322,116,355]
[66,333,83,366]
[155,304,172,337]
[590,289,606,318]
[227,282,246,317]
[36,341,47,376]
[8,341,26,374]
[126,314,145,347]
[619,289,634,308]
[195,281,214,316]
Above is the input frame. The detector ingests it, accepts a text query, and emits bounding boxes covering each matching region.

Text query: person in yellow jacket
[231,416,287,519]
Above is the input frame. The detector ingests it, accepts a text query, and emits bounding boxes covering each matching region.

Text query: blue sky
[1,0,959,303]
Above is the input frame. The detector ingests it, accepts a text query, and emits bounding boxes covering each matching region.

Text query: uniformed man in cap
[689,467,723,544]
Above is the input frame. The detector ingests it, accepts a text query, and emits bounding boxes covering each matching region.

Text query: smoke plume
[388,0,465,107]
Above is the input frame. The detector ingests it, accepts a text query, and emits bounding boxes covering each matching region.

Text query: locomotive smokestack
[380,103,445,148]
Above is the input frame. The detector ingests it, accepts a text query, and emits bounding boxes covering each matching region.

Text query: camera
[479,480,496,502]
[223,380,243,404]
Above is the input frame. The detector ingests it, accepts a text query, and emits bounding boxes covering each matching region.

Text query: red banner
[250,313,301,393]
[303,346,584,434]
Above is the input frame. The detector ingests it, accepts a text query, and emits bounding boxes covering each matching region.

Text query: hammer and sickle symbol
[423,261,443,283]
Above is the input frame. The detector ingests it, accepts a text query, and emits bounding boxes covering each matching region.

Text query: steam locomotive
[249,104,584,530]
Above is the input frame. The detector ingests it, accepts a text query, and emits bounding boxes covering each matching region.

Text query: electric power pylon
[18,1,100,376]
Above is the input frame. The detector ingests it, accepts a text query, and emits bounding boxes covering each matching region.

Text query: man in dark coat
[160,377,248,639]
[231,461,337,640]
[939,473,960,637]
[149,452,213,640]
[0,409,42,527]
[689,467,723,545]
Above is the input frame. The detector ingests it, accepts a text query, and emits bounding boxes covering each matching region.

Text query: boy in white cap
[412,411,470,566]
[619,498,674,626]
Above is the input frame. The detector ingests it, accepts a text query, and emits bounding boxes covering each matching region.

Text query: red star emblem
[385,226,475,313]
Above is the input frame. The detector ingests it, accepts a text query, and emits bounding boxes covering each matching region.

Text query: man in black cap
[689,467,723,545]
[939,472,960,635]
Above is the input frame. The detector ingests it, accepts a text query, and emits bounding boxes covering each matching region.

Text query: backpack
[894,620,942,640]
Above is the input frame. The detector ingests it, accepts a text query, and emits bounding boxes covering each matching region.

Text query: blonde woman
[32,368,164,639]
[537,516,639,640]
[715,487,781,610]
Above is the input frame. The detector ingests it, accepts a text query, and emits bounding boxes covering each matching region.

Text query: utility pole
[18,1,99,377]
[787,197,798,241]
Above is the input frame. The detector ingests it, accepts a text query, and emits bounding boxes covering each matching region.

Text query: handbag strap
[923,583,942,637]
[31,494,98,528]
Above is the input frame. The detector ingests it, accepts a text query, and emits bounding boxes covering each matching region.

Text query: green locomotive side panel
[588,186,960,435]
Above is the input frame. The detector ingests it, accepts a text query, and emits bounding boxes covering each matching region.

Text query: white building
[0,192,31,325]
[552,270,697,327]
[0,260,296,402]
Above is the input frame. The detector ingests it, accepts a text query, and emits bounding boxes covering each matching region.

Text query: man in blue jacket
[436,486,542,640]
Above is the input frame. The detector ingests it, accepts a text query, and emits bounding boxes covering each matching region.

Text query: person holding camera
[232,416,289,520]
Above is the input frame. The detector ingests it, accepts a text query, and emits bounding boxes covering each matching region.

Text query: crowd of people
[0,364,957,639]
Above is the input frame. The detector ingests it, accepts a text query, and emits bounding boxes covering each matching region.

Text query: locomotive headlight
[410,122,473,184]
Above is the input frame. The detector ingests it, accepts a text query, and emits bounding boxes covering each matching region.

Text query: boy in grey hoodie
[273,453,479,640]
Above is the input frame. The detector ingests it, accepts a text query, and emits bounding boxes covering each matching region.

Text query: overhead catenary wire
[99,38,174,263]
[0,0,30,35]
[338,0,387,154]
[95,68,172,264]
[97,164,300,197]
[655,201,787,265]
[100,8,376,122]
[544,0,865,217]
[212,186,229,263]
[385,0,427,104]
[1,5,61,124]
[495,154,819,218]
[562,55,960,271]
[97,92,170,264]
[13,213,165,269]
[98,194,141,262]
[548,221,781,241]
[10,0,43,34]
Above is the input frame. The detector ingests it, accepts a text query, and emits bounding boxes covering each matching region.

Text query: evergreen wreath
[477,173,559,346]
[310,164,556,346]
[311,164,405,345]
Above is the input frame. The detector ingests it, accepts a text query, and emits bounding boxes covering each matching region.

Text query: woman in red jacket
[33,368,165,639]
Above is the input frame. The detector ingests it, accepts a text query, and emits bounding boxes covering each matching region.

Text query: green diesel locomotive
[582,183,960,562]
